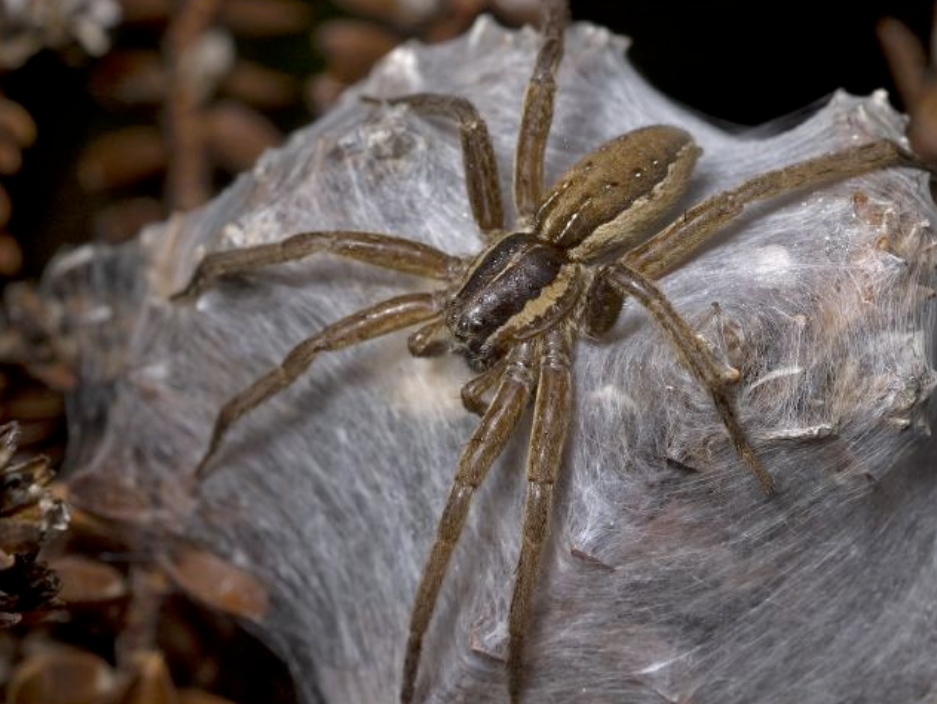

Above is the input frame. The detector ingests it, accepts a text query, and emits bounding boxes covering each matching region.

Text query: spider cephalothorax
[443,231,577,370]
[172,1,929,701]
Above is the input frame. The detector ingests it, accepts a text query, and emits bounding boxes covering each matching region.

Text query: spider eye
[448,311,491,346]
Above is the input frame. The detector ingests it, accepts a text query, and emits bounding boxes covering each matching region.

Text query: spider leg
[378,94,505,238]
[626,140,928,279]
[401,340,537,704]
[507,327,572,702]
[513,0,566,222]
[172,230,461,303]
[194,292,442,482]
[460,357,508,416]
[602,264,775,495]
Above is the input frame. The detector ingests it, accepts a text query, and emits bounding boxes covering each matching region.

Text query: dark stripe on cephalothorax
[535,125,695,250]
[446,232,567,354]
[454,233,532,311]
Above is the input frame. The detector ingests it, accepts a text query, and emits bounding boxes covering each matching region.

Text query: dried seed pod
[7,647,116,704]
[314,20,399,85]
[0,555,62,623]
[0,98,37,148]
[90,50,168,107]
[305,73,347,113]
[0,233,23,277]
[161,544,268,621]
[50,555,127,605]
[490,0,539,25]
[78,127,167,192]
[121,651,179,704]
[178,689,239,704]
[93,198,166,244]
[332,0,440,26]
[120,0,171,24]
[203,102,281,174]
[3,390,65,422]
[423,0,489,42]
[0,425,66,524]
[0,423,68,623]
[217,0,313,37]
[0,136,23,175]
[220,60,300,111]
[0,185,11,230]
[0,282,77,391]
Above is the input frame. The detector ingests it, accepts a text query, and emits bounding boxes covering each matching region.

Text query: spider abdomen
[536,125,700,261]
[447,232,577,370]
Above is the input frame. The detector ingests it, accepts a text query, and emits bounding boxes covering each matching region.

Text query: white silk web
[45,17,937,704]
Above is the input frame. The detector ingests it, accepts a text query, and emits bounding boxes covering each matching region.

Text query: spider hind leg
[507,327,573,702]
[400,341,537,704]
[376,93,505,239]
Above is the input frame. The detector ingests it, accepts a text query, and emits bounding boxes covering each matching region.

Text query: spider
[172,1,929,701]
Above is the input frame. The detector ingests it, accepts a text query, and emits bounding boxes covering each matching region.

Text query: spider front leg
[172,230,461,302]
[507,327,572,702]
[193,292,442,482]
[377,94,505,238]
[513,0,566,222]
[598,264,774,494]
[401,341,537,704]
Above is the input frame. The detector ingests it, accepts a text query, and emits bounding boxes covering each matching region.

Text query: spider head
[446,232,571,372]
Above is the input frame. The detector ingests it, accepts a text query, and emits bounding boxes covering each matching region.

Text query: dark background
[574,0,933,125]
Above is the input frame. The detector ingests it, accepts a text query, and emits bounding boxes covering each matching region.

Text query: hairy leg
[460,358,508,416]
[401,341,537,704]
[506,328,572,702]
[513,0,566,223]
[172,230,461,303]
[379,94,505,238]
[194,292,442,481]
[626,140,928,279]
[601,264,774,495]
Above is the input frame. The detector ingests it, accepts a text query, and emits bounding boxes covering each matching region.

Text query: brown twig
[877,10,937,163]
[164,0,223,210]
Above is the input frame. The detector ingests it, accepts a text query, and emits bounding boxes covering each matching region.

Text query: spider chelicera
[173,1,929,701]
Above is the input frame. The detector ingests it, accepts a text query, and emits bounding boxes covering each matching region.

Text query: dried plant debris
[0,496,290,703]
[310,0,539,110]
[41,13,937,704]
[0,423,68,627]
[79,0,311,243]
[0,91,37,280]
[5,645,245,704]
[878,8,937,164]
[0,0,120,69]
[0,281,76,392]
[0,0,115,270]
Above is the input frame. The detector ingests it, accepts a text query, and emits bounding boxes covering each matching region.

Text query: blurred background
[0,0,934,702]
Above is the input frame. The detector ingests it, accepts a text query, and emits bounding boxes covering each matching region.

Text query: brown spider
[172,1,929,701]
